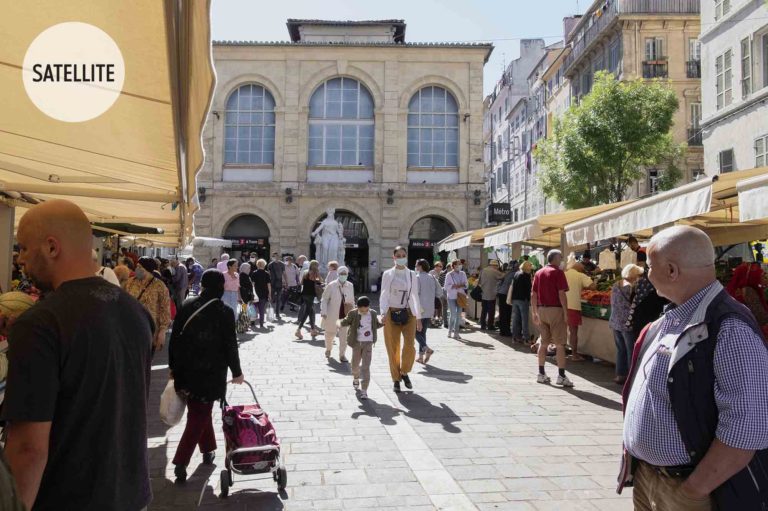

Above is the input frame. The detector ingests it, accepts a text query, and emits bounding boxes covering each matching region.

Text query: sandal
[295,330,303,340]
[424,348,434,364]
[416,355,424,364]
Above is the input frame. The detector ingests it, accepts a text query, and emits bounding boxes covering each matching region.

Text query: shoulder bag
[389,271,412,325]
[340,285,353,316]
[451,273,468,309]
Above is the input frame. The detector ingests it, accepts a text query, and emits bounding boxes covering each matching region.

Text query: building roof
[286,19,406,42]
[213,40,495,62]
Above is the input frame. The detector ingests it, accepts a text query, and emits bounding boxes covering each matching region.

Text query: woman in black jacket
[168,270,245,483]
[238,262,255,303]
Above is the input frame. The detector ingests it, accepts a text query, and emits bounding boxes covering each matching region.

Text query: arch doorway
[223,214,271,262]
[310,210,369,292]
[408,216,455,268]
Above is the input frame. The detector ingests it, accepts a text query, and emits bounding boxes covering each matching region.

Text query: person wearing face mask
[320,266,355,361]
[415,259,442,364]
[379,246,422,393]
[168,269,244,484]
[125,256,172,354]
[443,259,468,340]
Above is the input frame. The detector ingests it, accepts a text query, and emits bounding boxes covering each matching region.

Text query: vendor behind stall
[564,263,597,361]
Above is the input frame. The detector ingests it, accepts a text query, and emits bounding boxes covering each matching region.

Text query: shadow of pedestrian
[562,387,622,411]
[326,357,351,376]
[351,396,403,426]
[451,337,495,350]
[196,486,286,509]
[149,454,217,509]
[418,364,473,384]
[395,393,462,433]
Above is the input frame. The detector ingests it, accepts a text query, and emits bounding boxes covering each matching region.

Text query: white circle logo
[22,22,125,123]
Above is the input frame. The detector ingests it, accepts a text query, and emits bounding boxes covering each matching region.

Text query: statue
[312,208,346,273]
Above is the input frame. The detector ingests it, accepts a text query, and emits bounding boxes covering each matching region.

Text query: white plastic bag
[159,379,186,426]
[266,302,276,322]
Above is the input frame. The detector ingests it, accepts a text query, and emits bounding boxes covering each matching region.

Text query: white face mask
[395,257,407,267]
[135,267,147,280]
[338,275,348,283]
[457,265,463,271]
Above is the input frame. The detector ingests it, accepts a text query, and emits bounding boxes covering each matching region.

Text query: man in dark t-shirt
[2,200,153,511]
[267,252,286,321]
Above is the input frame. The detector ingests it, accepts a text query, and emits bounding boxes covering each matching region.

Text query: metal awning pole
[0,203,15,293]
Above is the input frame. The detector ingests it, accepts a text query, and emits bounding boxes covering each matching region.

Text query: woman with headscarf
[249,259,271,329]
[295,260,322,340]
[727,263,768,334]
[125,257,171,353]
[221,259,241,322]
[320,265,355,361]
[238,262,254,329]
[168,270,244,483]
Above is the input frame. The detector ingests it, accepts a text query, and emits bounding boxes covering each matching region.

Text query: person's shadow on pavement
[396,393,462,433]
[418,364,473,384]
[351,395,402,426]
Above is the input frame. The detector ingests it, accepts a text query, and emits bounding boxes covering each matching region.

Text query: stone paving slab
[147,308,631,510]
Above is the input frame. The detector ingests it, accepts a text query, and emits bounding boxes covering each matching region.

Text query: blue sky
[210,0,581,96]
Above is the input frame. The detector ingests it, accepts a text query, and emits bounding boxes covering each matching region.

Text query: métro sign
[487,203,511,223]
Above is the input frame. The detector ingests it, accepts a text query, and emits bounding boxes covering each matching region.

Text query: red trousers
[172,399,216,466]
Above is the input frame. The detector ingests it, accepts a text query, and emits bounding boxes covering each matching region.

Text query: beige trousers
[324,320,348,358]
[633,461,714,511]
[351,342,374,390]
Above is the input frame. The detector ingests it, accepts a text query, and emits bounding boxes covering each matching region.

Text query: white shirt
[358,312,374,342]
[379,267,421,316]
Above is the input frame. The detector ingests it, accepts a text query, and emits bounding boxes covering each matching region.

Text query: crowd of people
[1,198,768,510]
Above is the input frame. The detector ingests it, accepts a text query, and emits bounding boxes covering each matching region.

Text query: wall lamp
[473,189,481,206]
[386,188,395,205]
[198,186,206,204]
[285,187,293,203]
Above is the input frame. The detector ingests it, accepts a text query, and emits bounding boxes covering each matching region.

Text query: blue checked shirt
[624,281,768,466]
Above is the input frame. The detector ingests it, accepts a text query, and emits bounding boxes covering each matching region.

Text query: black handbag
[470,285,483,302]
[389,270,412,325]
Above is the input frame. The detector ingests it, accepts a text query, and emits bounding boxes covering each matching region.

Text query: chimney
[563,15,582,41]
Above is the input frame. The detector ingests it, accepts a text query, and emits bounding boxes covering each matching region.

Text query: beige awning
[484,219,543,248]
[566,178,714,247]
[0,0,216,246]
[737,173,768,222]
[436,227,501,253]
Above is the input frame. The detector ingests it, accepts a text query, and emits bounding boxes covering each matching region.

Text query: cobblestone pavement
[148,306,632,510]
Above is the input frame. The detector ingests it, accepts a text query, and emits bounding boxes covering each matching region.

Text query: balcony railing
[686,60,701,78]
[687,128,702,146]
[643,61,668,78]
[564,0,700,75]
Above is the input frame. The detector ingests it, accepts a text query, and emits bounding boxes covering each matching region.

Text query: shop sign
[487,203,511,223]
[231,238,266,247]
[410,239,434,248]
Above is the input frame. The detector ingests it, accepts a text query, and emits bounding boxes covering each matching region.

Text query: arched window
[407,86,459,168]
[308,77,374,167]
[224,84,276,165]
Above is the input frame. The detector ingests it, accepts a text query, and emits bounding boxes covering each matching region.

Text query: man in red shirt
[531,249,574,387]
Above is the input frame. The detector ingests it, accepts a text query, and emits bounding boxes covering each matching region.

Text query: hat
[489,260,499,267]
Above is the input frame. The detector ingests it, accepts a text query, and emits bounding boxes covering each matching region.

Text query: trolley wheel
[220,470,230,498]
[276,465,287,490]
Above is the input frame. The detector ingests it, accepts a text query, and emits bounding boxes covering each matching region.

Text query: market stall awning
[565,178,713,247]
[436,227,501,253]
[564,167,768,247]
[0,0,216,246]
[484,219,543,248]
[738,173,768,222]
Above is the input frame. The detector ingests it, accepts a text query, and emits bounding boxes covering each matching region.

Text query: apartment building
[562,0,703,193]
[700,0,768,174]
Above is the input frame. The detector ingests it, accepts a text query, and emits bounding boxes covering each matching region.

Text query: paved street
[148,308,632,511]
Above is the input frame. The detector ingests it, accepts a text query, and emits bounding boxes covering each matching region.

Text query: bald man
[1,200,154,511]
[618,226,768,510]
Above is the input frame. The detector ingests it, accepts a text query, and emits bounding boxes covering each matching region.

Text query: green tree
[535,71,684,209]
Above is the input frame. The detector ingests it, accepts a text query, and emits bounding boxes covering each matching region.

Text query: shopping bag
[266,302,276,322]
[159,380,186,426]
[247,301,259,321]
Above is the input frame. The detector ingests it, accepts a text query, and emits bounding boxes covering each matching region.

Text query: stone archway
[407,215,457,267]
[222,213,272,261]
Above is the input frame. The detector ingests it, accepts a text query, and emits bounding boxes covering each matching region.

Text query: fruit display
[581,289,611,306]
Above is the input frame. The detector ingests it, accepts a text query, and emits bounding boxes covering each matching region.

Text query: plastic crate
[582,303,611,320]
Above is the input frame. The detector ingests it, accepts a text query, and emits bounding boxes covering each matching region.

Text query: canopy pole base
[0,204,15,293]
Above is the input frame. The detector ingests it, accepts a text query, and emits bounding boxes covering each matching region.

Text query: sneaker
[556,375,574,387]
[202,451,215,465]
[353,379,360,389]
[401,374,412,389]
[174,464,187,484]
[393,381,401,393]
[537,374,551,384]
[360,390,368,400]
[339,357,349,363]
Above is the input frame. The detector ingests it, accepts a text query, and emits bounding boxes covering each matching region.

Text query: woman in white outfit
[380,246,422,394]
[320,266,355,361]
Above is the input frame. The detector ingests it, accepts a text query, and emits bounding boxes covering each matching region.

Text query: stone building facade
[193,20,492,289]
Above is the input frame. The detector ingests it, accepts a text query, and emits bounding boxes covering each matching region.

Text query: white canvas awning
[191,236,233,248]
[738,173,768,222]
[565,178,714,247]
[0,0,216,247]
[437,231,473,253]
[484,219,543,248]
